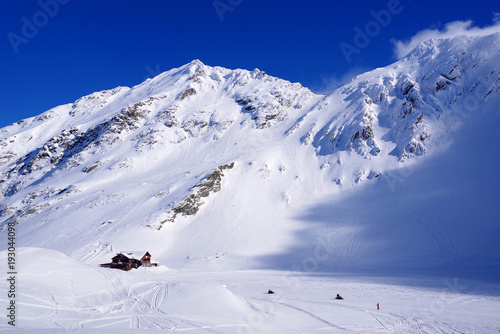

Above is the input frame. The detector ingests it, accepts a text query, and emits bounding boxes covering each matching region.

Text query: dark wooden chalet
[100,251,157,270]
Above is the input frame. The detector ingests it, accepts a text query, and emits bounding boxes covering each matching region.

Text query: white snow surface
[1,247,500,333]
[1,32,500,333]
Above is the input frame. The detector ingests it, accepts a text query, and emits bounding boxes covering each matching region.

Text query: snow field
[1,248,500,333]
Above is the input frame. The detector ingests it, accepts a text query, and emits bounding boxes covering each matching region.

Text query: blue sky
[0,0,498,128]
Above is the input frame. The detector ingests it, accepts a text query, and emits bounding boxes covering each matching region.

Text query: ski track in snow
[81,270,234,333]
[267,299,351,331]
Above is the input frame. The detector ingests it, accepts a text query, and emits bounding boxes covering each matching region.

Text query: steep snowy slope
[1,33,499,278]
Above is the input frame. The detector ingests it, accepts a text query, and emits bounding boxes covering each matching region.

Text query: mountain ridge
[1,33,499,276]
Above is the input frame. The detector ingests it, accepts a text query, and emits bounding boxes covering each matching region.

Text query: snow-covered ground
[1,248,500,333]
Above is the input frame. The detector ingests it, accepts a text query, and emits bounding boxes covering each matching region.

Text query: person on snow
[335,294,343,300]
[267,289,275,294]
[377,303,380,310]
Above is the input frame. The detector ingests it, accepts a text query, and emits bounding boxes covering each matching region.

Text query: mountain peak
[184,58,205,71]
[395,23,500,60]
[178,59,207,76]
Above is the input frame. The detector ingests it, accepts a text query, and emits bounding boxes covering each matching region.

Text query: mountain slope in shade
[0,33,499,278]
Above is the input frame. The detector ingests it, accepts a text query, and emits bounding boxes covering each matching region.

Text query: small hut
[100,251,157,270]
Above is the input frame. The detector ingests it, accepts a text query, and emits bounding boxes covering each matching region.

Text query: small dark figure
[377,303,380,310]
[335,294,343,300]
[267,289,275,294]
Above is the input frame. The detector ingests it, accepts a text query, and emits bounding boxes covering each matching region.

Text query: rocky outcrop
[235,84,310,129]
[156,162,234,229]
[180,87,197,101]
[400,78,422,119]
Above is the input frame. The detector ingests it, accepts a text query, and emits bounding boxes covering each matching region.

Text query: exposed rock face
[156,162,235,229]
[180,87,197,100]
[236,83,310,129]
[400,78,421,119]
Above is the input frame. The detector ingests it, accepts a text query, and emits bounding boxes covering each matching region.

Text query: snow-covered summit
[1,33,499,275]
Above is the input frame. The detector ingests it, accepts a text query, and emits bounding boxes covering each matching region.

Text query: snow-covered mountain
[1,33,500,277]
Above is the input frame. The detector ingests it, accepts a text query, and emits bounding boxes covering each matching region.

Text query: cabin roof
[115,251,150,260]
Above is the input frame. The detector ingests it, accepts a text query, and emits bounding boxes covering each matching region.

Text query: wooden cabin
[100,251,157,270]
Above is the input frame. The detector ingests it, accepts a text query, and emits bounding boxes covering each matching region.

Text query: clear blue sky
[0,0,498,128]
